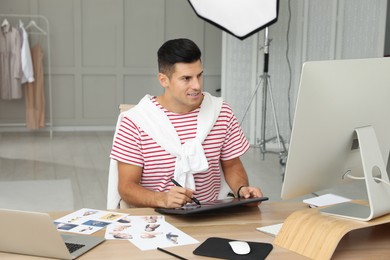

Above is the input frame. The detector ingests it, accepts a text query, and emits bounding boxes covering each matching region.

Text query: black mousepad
[193,237,273,260]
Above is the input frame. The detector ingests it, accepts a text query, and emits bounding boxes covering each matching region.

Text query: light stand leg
[260,73,268,160]
[266,75,288,164]
[259,27,270,160]
[239,27,288,172]
[258,28,288,165]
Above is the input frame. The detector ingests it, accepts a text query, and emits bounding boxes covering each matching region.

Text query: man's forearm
[221,157,249,195]
[119,183,166,208]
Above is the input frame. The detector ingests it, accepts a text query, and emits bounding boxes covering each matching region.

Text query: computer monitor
[281,57,390,221]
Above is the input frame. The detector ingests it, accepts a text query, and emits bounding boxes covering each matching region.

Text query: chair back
[107,104,135,209]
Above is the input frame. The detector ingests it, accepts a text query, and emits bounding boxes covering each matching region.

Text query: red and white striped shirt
[110,97,249,202]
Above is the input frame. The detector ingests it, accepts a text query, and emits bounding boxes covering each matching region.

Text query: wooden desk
[1,201,389,259]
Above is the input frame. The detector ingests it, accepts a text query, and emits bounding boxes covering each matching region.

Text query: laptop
[0,208,105,259]
[155,197,268,215]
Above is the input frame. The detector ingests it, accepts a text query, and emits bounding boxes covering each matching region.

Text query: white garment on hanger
[1,18,9,27]
[19,20,34,84]
[0,22,23,99]
[25,20,47,35]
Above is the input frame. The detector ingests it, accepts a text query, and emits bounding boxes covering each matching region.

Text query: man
[110,38,262,208]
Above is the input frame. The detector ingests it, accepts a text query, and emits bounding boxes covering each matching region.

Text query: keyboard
[65,242,85,253]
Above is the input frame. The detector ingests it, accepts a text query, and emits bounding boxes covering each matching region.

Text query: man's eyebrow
[179,70,203,79]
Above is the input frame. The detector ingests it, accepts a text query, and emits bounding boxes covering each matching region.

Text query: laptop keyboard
[65,242,85,253]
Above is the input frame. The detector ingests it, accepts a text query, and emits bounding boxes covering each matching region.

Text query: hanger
[25,20,47,35]
[1,18,9,27]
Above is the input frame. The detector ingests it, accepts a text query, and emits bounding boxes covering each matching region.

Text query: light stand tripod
[240,27,288,169]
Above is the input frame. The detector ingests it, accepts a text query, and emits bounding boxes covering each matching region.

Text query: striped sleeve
[110,116,144,168]
[220,103,250,160]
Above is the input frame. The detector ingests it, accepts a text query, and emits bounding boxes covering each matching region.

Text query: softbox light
[187,0,279,40]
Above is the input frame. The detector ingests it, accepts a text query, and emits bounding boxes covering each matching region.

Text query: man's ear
[158,73,169,88]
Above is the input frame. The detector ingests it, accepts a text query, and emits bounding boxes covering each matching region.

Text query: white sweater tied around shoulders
[126,92,223,190]
[107,92,226,209]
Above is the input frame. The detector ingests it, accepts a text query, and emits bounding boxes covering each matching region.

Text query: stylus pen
[171,178,201,205]
[157,247,188,260]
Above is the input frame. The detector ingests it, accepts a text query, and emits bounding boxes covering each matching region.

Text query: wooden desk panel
[333,222,390,259]
[1,202,389,259]
[274,203,390,259]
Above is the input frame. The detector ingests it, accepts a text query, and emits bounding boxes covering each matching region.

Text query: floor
[0,131,368,212]
[0,132,111,211]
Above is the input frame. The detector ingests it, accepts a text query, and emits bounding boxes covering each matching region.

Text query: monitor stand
[320,126,390,221]
[273,201,390,259]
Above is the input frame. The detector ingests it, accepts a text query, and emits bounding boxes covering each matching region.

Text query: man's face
[158,60,204,113]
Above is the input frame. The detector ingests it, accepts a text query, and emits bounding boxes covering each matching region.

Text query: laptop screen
[0,208,104,259]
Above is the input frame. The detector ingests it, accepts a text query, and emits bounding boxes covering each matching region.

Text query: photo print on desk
[105,215,198,250]
[54,208,129,235]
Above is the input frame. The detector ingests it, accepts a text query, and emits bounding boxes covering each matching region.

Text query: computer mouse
[228,240,251,255]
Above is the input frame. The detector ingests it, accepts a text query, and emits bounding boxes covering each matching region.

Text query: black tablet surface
[154,197,268,215]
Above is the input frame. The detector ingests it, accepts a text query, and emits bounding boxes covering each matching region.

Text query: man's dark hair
[157,38,201,77]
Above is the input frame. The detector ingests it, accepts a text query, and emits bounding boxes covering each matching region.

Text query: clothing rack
[0,14,53,138]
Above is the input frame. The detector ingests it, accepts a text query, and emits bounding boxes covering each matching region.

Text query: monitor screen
[281,57,390,221]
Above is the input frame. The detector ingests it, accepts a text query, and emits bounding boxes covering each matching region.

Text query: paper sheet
[55,208,199,250]
[303,193,351,207]
[256,223,283,236]
[105,215,198,250]
[54,208,128,234]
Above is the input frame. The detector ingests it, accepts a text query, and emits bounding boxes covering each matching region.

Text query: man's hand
[221,157,264,207]
[237,186,263,207]
[163,186,194,208]
[118,162,194,208]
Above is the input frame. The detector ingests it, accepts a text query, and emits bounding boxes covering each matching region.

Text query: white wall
[0,0,222,131]
[222,0,387,146]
